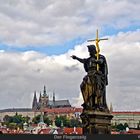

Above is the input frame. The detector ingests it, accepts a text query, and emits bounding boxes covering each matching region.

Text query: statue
[71,30,113,134]
[71,45,108,111]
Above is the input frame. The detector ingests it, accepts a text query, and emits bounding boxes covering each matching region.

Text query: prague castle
[0,86,140,129]
[32,86,71,110]
[0,86,81,122]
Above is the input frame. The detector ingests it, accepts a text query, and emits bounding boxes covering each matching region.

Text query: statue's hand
[71,55,77,59]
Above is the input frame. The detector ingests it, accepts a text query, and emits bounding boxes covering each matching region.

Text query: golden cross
[87,29,108,71]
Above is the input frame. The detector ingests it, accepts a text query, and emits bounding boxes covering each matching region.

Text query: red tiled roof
[112,111,140,115]
[44,107,82,114]
[127,129,140,134]
[0,128,8,134]
[74,108,83,112]
[44,108,140,115]
[63,128,83,134]
[31,124,38,127]
[38,128,51,134]
[111,131,120,134]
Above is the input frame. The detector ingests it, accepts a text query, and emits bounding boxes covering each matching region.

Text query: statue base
[80,109,113,134]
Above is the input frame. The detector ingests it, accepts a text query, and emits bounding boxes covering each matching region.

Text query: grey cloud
[0,31,140,111]
[0,50,84,109]
[64,64,80,72]
[104,31,140,111]
[0,0,140,46]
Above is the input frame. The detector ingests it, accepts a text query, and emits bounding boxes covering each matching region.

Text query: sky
[0,0,140,111]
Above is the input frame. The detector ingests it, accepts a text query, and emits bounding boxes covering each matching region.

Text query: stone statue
[72,45,108,111]
[71,30,113,134]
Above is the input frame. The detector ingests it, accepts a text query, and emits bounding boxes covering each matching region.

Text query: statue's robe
[80,54,108,109]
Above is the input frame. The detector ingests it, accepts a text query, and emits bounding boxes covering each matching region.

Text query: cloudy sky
[0,0,140,111]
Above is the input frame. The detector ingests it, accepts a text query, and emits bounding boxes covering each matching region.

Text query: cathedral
[32,86,71,110]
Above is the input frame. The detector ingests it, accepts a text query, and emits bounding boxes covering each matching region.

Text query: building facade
[111,111,140,128]
[0,86,140,129]
[0,86,72,122]
[43,107,82,120]
[0,108,40,122]
[32,86,71,110]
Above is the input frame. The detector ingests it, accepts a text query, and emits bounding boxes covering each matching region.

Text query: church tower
[110,102,113,113]
[53,91,55,107]
[32,91,38,110]
[53,91,55,102]
[39,91,42,103]
[43,85,47,97]
[40,85,49,108]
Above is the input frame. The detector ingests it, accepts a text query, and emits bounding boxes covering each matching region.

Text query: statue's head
[87,45,96,56]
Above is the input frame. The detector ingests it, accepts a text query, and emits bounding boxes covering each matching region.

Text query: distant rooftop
[44,107,82,114]
[48,100,71,107]
[0,108,33,113]
[112,111,140,115]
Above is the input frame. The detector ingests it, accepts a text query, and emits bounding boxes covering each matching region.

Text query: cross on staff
[87,29,108,71]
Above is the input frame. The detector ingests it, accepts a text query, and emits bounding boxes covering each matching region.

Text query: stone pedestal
[80,110,113,134]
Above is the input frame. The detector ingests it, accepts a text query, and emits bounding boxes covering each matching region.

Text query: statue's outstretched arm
[71,55,85,63]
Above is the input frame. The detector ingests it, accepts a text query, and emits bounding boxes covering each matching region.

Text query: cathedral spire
[32,91,38,110]
[110,102,113,113]
[43,85,47,97]
[39,91,42,103]
[53,91,55,102]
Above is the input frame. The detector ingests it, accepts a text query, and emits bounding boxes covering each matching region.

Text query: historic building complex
[0,86,81,122]
[32,86,71,110]
[0,86,140,130]
[111,111,140,128]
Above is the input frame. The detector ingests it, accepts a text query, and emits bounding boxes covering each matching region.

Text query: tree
[32,114,51,125]
[23,116,30,123]
[3,115,13,123]
[60,116,70,127]
[32,115,41,124]
[3,113,30,129]
[54,115,82,128]
[8,122,17,129]
[116,123,125,131]
[12,114,24,124]
[70,118,82,127]
[44,116,52,126]
[54,115,70,127]
[55,116,62,127]
[124,123,129,129]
